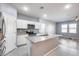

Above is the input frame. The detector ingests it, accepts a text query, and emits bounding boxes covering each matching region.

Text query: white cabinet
[45,23,56,35]
[17,19,46,34]
[39,23,46,34]
[35,23,40,29]
[17,20,27,29]
[17,19,40,29]
[17,35,28,46]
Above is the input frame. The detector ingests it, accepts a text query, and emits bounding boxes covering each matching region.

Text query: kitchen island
[26,35,60,56]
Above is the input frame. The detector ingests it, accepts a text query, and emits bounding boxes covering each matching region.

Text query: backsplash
[17,29,26,35]
[17,29,39,35]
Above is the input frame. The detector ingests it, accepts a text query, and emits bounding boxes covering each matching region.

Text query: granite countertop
[17,33,28,36]
[27,34,61,43]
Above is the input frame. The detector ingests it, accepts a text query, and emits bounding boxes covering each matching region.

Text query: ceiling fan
[72,16,79,21]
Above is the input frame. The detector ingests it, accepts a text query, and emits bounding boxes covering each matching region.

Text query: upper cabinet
[17,19,40,29]
[17,19,27,29]
[17,19,46,34]
[35,22,40,29]
[39,23,46,34]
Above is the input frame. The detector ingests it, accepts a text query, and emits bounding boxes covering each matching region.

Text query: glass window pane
[61,24,67,33]
[69,23,76,28]
[69,23,77,33]
[69,29,76,33]
[62,29,67,32]
[62,24,67,28]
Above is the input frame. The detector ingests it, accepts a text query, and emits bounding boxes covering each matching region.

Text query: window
[69,23,77,33]
[61,24,67,33]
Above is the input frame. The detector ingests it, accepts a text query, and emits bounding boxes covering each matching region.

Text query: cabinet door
[35,23,40,29]
[17,35,27,46]
[17,20,22,28]
[22,21,27,28]
[17,20,27,29]
[39,23,46,34]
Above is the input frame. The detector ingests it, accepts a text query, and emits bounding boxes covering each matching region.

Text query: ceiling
[11,3,79,22]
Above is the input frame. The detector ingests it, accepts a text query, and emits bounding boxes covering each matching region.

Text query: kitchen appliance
[26,24,39,36]
[0,12,6,56]
[27,24,35,29]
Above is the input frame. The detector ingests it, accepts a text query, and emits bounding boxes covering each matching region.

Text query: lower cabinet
[17,35,28,46]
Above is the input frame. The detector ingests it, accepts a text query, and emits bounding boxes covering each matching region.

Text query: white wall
[39,19,56,35]
[0,19,2,29]
[0,6,2,29]
[0,4,1,12]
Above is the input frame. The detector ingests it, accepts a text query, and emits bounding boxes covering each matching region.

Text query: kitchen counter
[17,33,28,36]
[17,34,28,46]
[27,35,61,43]
[26,34,60,56]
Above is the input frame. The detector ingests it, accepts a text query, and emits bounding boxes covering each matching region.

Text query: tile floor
[48,39,79,56]
[6,45,28,56]
[6,38,79,56]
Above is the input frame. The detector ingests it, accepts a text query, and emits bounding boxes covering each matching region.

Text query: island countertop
[26,34,61,56]
[27,34,61,43]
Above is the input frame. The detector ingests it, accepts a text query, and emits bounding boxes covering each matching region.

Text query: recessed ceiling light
[43,14,47,18]
[40,6,44,9]
[23,6,29,11]
[64,4,71,9]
